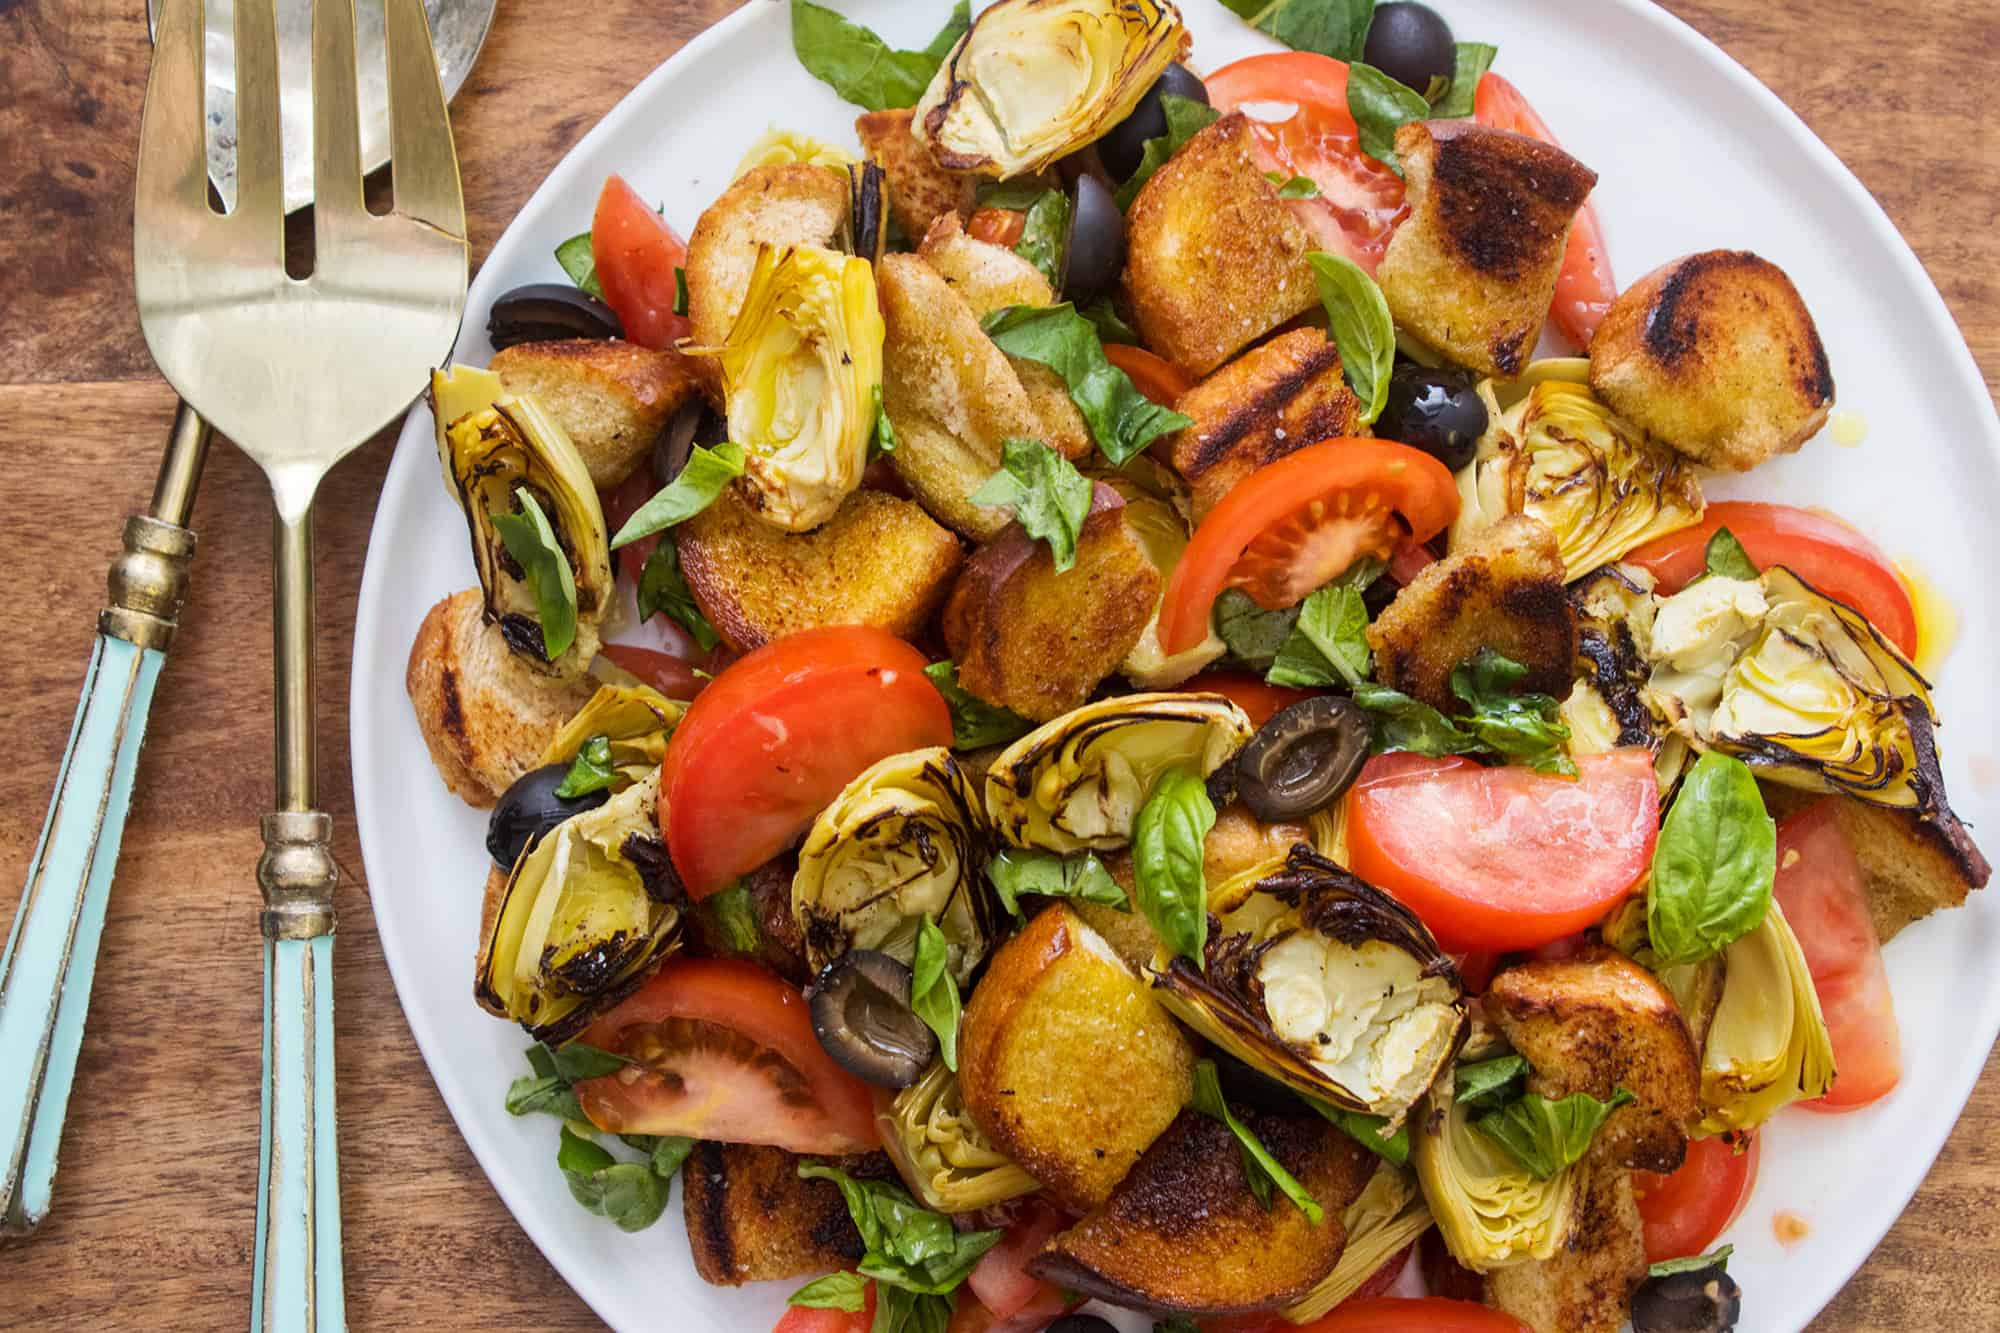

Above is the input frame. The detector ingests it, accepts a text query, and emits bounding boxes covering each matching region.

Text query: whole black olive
[486,763,611,868]
[1631,1263,1742,1333]
[1361,3,1458,99]
[1045,1318,1118,1333]
[486,283,624,349]
[1059,174,1125,306]
[1096,63,1210,182]
[1234,696,1373,822]
[806,951,937,1089]
[1376,363,1488,471]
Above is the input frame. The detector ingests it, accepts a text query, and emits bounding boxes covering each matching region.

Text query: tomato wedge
[574,958,877,1154]
[1293,1297,1530,1333]
[1635,1132,1760,1264]
[1623,501,1920,659]
[597,644,705,701]
[1345,750,1660,951]
[964,1204,1074,1325]
[661,626,952,897]
[775,1282,875,1333]
[1105,342,1195,407]
[1775,800,1903,1110]
[591,174,691,351]
[1207,53,1410,273]
[1179,671,1319,728]
[1472,73,1616,350]
[1157,440,1458,655]
[967,207,1027,248]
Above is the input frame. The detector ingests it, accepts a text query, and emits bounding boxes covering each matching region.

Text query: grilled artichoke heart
[539,683,686,791]
[433,365,612,676]
[734,126,854,180]
[1695,898,1835,1136]
[877,1060,1040,1212]
[1114,482,1229,688]
[687,243,884,532]
[1153,846,1466,1121]
[794,747,997,983]
[476,769,682,1043]
[1286,1162,1434,1322]
[1456,379,1704,580]
[984,692,1255,853]
[913,0,1187,178]
[1415,1080,1579,1272]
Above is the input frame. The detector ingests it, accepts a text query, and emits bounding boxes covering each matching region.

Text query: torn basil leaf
[924,660,1035,750]
[489,488,579,660]
[969,437,1094,572]
[980,304,1192,466]
[1114,94,1222,209]
[609,441,746,547]
[636,539,721,653]
[985,847,1128,920]
[789,0,971,112]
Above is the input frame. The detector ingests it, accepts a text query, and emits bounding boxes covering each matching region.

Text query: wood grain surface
[0,1,1994,1328]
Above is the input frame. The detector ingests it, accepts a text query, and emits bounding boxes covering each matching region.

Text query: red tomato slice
[967,207,1027,248]
[1472,73,1616,350]
[591,174,691,351]
[1623,501,1920,659]
[661,626,952,897]
[1420,1228,1485,1303]
[574,958,878,1154]
[1293,1297,1530,1333]
[1635,1132,1760,1264]
[1207,53,1410,272]
[601,468,662,587]
[1157,440,1459,655]
[597,644,704,701]
[775,1281,875,1333]
[1387,538,1437,588]
[966,1204,1073,1322]
[1775,800,1903,1109]
[1179,671,1319,728]
[1345,750,1660,951]
[1451,951,1499,994]
[1105,342,1195,407]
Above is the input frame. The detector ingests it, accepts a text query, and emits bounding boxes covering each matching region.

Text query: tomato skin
[1293,1297,1530,1333]
[1180,672,1319,728]
[1635,1133,1760,1264]
[1623,501,1920,659]
[1345,750,1660,952]
[597,643,705,701]
[775,1282,875,1333]
[965,1204,1074,1325]
[968,208,1027,248]
[1775,800,1903,1110]
[1105,342,1195,407]
[591,174,691,351]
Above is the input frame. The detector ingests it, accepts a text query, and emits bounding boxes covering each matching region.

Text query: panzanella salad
[406,2,1991,1331]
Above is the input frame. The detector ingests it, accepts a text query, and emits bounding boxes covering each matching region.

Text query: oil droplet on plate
[1969,754,1997,796]
[1773,1210,1810,1246]
[1830,409,1868,446]
[1894,554,1957,675]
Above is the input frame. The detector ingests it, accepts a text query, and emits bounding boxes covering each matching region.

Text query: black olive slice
[1060,174,1125,306]
[1234,696,1373,823]
[486,762,612,869]
[805,950,937,1089]
[486,283,625,349]
[1097,63,1210,183]
[849,161,888,265]
[1631,1263,1742,1333]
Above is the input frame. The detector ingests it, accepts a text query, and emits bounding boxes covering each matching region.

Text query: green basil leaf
[554,231,603,300]
[1219,0,1376,62]
[635,538,721,652]
[1704,526,1761,582]
[1215,589,1301,672]
[635,1134,696,1179]
[1190,1060,1324,1223]
[525,1043,559,1081]
[789,1271,870,1312]
[873,1286,956,1333]
[974,179,1052,210]
[504,1074,583,1122]
[1448,648,1575,775]
[1649,1244,1734,1278]
[1114,94,1222,209]
[1308,1101,1411,1167]
[980,305,1193,466]
[798,1162,999,1295]
[554,734,618,798]
[969,437,1094,572]
[911,917,962,1072]
[872,382,898,457]
[1264,171,1323,200]
[557,1127,671,1231]
[985,847,1129,920]
[672,265,689,316]
[1434,41,1498,119]
[1308,251,1396,423]
[1132,766,1216,967]
[610,441,747,547]
[697,882,763,957]
[1648,751,1776,966]
[1454,1054,1531,1110]
[1351,681,1484,758]
[1346,62,1431,176]
[1266,561,1381,689]
[489,488,579,660]
[789,0,969,113]
[1473,1087,1635,1179]
[1012,189,1071,290]
[923,660,1035,750]
[549,1041,633,1082]
[1080,295,1139,345]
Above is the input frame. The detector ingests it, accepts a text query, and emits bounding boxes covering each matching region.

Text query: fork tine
[311,0,366,258]
[230,0,286,251]
[135,0,211,221]
[383,0,466,238]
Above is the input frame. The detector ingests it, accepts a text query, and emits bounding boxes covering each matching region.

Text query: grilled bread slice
[490,338,704,489]
[1761,788,1990,944]
[958,903,1195,1213]
[1590,249,1835,471]
[1485,1164,1648,1333]
[677,485,963,650]
[1167,328,1370,518]
[1124,112,1319,376]
[1486,946,1701,1174]
[682,1143,897,1285]
[405,588,594,807]
[1368,514,1576,711]
[1029,1107,1375,1316]
[856,107,975,241]
[1377,121,1597,379]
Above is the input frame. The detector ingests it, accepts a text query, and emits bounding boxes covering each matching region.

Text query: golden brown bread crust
[1029,1107,1375,1315]
[404,589,593,807]
[1485,1165,1648,1333]
[855,108,976,242]
[489,338,703,488]
[1377,121,1597,379]
[1761,788,1989,943]
[941,487,1161,722]
[1589,249,1834,471]
[681,1143,896,1286]
[1368,515,1577,711]
[1123,112,1319,376]
[1167,329,1371,518]
[1486,946,1701,1174]
[472,863,510,1016]
[677,486,963,650]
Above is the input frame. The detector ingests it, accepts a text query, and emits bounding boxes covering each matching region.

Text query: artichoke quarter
[1414,1078,1578,1272]
[876,1060,1040,1213]
[1285,1162,1434,1322]
[1695,898,1835,1136]
[539,683,686,793]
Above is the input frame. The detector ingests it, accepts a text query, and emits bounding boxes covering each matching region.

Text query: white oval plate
[352,2,2000,1328]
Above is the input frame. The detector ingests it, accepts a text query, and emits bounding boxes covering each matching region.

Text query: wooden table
[1,1,1994,1327]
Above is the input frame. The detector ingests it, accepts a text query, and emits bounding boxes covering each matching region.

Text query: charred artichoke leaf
[684,243,884,532]
[912,0,1186,178]
[1152,845,1466,1121]
[477,769,681,1043]
[539,684,686,792]
[432,364,611,676]
[733,125,855,180]
[1285,1162,1434,1322]
[1414,1079,1579,1273]
[795,747,997,983]
[877,1060,1040,1213]
[984,692,1254,853]
[1113,481,1227,688]
[1696,898,1834,1135]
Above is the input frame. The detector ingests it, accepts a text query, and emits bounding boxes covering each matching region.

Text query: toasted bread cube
[405,588,594,807]
[1761,788,1990,944]
[942,486,1161,722]
[1124,113,1318,376]
[856,108,975,241]
[1377,121,1597,379]
[676,485,963,650]
[490,338,703,488]
[1485,1165,1647,1333]
[1369,514,1577,711]
[1590,250,1835,471]
[1486,946,1701,1174]
[1029,1107,1375,1315]
[958,903,1195,1212]
[1168,329,1370,518]
[682,1143,897,1285]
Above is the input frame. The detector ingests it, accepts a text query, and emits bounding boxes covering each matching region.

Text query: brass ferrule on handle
[99,402,209,652]
[258,812,337,941]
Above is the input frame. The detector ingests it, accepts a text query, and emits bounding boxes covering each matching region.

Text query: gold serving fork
[134,0,466,1325]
